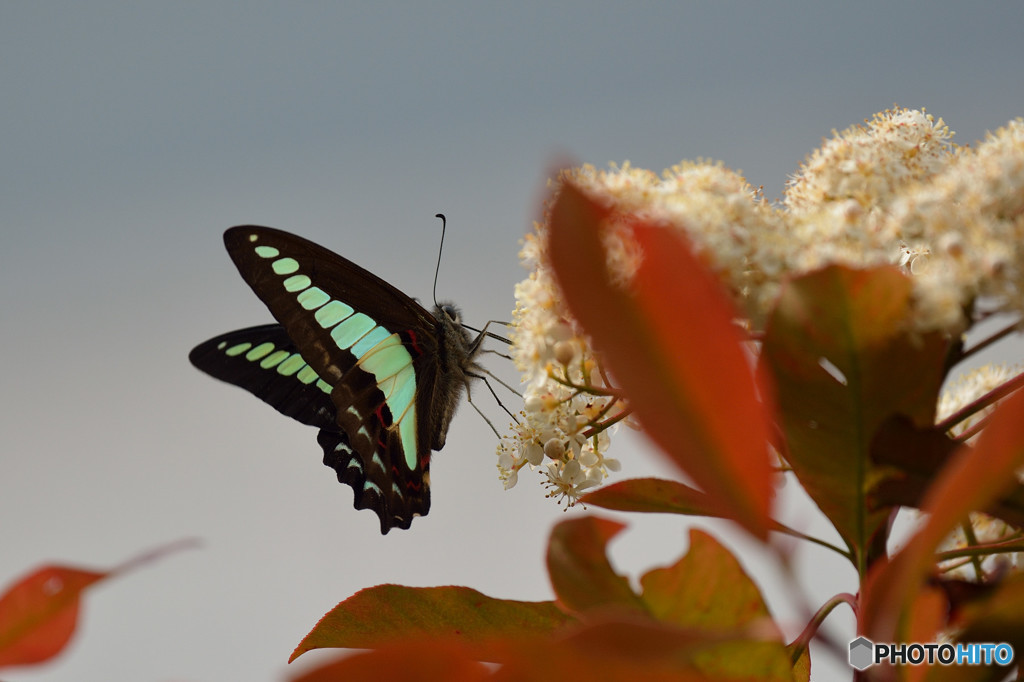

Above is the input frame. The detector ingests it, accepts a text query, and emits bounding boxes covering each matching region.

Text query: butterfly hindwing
[189,324,422,532]
[188,324,337,430]
[318,427,424,533]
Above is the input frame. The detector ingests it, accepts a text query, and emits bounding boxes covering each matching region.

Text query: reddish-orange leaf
[760,265,950,563]
[287,639,490,682]
[870,416,1024,529]
[496,653,705,682]
[493,626,709,682]
[581,477,826,545]
[581,477,720,516]
[640,529,774,632]
[0,539,197,669]
[495,617,792,682]
[290,585,573,662]
[639,530,788,680]
[545,515,647,616]
[547,181,773,539]
[953,571,1024,649]
[862,387,1024,642]
[902,587,947,682]
[0,566,105,667]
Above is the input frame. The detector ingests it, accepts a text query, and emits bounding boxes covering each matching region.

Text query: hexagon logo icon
[849,636,874,670]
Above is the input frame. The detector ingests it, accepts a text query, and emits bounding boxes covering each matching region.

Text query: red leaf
[548,181,773,539]
[0,566,105,667]
[290,585,573,662]
[954,571,1024,648]
[760,265,950,561]
[640,529,775,632]
[581,477,720,517]
[287,639,490,682]
[862,387,1024,642]
[545,515,646,616]
[495,617,793,682]
[0,538,197,669]
[901,587,947,682]
[292,612,796,682]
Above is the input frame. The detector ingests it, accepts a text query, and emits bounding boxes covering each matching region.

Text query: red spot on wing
[388,464,423,492]
[373,404,393,452]
[405,329,424,356]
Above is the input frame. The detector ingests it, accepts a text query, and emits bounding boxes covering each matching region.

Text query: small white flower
[503,468,519,490]
[543,459,600,506]
[524,441,544,466]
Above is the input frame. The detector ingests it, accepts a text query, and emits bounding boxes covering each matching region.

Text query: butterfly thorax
[427,302,483,451]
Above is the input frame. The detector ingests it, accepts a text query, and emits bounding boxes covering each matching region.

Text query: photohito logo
[849,637,1014,670]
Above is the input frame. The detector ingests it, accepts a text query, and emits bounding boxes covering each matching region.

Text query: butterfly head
[433,301,477,354]
[439,302,461,325]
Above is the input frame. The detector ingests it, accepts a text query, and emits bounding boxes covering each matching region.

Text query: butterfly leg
[465,369,520,430]
[481,348,513,361]
[466,319,512,352]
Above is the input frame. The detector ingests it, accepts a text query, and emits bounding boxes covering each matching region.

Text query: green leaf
[548,182,774,539]
[545,516,647,615]
[760,265,949,568]
[290,585,573,662]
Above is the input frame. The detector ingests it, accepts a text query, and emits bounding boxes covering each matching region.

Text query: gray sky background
[3,4,1023,681]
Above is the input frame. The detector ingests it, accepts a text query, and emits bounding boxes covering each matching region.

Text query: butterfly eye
[442,305,460,324]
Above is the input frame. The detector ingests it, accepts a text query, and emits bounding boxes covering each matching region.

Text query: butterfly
[189,224,485,533]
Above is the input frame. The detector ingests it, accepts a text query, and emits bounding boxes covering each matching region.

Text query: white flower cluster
[496,218,625,505]
[938,364,1024,439]
[934,364,1024,579]
[500,108,1024,506]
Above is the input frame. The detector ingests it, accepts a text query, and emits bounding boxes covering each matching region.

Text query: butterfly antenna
[433,213,446,308]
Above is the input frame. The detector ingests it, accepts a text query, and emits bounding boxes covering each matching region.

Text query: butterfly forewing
[219,225,445,533]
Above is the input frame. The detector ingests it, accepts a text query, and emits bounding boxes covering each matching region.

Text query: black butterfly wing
[221,225,444,533]
[189,324,337,429]
[189,322,427,533]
